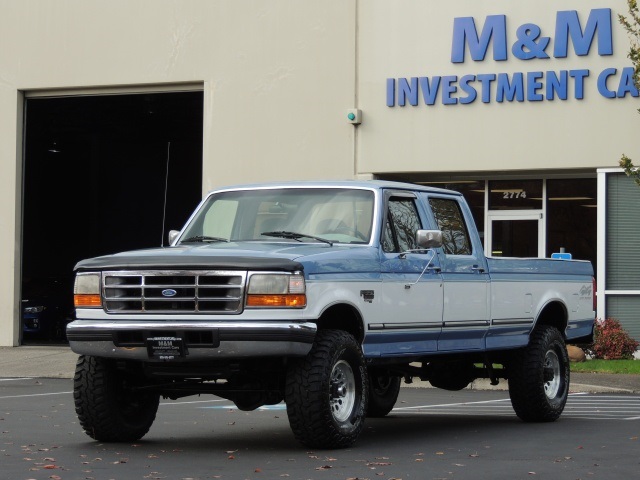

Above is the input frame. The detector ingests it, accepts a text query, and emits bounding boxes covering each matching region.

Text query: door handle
[471,265,486,273]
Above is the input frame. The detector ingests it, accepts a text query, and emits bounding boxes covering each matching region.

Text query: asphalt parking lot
[1,376,639,480]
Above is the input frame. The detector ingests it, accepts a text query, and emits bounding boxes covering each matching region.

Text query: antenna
[161,141,170,247]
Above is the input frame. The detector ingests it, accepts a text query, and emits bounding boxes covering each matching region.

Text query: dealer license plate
[146,336,185,360]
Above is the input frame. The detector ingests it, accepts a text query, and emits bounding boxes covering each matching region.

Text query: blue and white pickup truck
[68,180,595,448]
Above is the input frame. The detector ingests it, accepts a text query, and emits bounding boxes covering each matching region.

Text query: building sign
[387,8,639,106]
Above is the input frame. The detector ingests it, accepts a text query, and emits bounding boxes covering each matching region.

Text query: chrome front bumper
[66,319,317,360]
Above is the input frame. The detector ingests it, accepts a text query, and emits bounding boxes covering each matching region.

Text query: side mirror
[168,230,180,245]
[416,230,443,249]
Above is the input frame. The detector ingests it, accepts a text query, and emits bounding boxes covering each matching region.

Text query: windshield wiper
[261,231,333,246]
[181,235,229,243]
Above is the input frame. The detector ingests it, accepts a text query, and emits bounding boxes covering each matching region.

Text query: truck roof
[206,179,463,197]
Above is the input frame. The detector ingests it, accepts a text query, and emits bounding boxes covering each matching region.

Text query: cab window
[382,197,422,253]
[428,198,472,255]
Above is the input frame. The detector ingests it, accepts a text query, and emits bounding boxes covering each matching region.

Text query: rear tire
[285,330,368,448]
[508,326,570,422]
[74,355,159,442]
[367,369,401,418]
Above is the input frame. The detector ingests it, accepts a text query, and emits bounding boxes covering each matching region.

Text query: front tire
[285,330,368,448]
[508,326,570,422]
[74,355,160,442]
[367,369,401,418]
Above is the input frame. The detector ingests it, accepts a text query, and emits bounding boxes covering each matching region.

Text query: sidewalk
[0,345,78,379]
[1,345,640,393]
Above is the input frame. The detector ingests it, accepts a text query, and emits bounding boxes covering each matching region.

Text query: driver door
[366,191,443,357]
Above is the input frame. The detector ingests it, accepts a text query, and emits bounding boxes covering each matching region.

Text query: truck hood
[74,241,380,275]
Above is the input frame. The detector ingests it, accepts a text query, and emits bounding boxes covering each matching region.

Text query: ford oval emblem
[162,289,178,297]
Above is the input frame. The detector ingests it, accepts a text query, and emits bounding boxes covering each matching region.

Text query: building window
[597,170,640,341]
[488,180,543,210]
[547,178,597,269]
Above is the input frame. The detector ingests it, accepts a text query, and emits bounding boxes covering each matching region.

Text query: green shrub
[589,318,639,360]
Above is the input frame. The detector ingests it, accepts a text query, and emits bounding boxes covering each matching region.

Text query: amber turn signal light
[246,294,306,308]
[74,294,102,308]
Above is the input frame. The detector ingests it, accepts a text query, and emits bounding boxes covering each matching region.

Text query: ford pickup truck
[67,180,595,448]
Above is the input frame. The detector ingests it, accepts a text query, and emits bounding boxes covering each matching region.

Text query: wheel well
[534,301,568,337]
[316,303,364,343]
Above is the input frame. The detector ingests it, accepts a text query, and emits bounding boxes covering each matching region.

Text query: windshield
[179,188,375,245]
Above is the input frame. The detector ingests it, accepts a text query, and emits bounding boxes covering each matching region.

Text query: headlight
[246,272,306,308]
[74,272,102,308]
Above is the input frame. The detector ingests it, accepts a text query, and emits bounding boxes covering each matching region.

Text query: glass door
[486,212,544,258]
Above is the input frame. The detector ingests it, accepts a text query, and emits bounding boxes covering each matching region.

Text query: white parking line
[161,398,227,406]
[394,398,512,411]
[392,394,640,420]
[0,391,72,400]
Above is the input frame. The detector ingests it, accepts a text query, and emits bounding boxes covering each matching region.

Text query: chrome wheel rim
[330,360,356,422]
[544,350,561,399]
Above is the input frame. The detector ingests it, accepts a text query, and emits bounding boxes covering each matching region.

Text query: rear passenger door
[424,194,490,351]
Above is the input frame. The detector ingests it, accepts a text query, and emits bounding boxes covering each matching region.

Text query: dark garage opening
[21,91,204,344]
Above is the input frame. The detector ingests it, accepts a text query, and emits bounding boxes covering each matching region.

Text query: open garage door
[21,91,204,344]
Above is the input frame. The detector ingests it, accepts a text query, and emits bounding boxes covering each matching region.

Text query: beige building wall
[0,0,637,345]
[357,0,640,174]
[0,0,357,345]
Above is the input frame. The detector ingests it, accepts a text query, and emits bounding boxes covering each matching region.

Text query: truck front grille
[102,270,246,314]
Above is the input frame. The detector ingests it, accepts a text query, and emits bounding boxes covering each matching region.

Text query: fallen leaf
[315,465,332,470]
